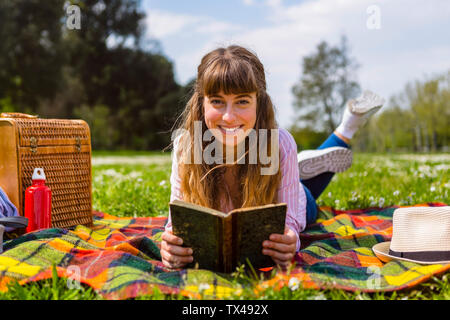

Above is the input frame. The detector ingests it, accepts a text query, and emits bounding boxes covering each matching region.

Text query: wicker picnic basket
[0,112,93,229]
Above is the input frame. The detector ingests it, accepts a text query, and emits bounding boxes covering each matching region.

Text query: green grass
[1,152,449,300]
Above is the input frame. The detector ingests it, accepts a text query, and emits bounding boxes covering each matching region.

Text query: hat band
[389,249,450,262]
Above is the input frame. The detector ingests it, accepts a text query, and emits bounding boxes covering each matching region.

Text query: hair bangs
[201,58,258,96]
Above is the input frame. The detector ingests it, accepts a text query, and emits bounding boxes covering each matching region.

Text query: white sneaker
[297,147,353,180]
[348,90,385,118]
[335,90,385,140]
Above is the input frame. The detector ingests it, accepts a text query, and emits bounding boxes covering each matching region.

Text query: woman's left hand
[262,226,297,268]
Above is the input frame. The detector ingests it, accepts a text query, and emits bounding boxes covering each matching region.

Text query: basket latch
[75,137,81,152]
[30,137,38,153]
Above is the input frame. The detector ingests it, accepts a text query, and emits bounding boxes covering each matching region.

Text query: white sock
[335,91,385,140]
[335,106,363,140]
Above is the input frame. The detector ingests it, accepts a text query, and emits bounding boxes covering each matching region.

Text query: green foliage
[73,104,116,149]
[289,125,329,150]
[92,160,173,217]
[292,35,360,133]
[353,72,450,152]
[0,0,66,108]
[0,265,100,300]
[0,0,187,150]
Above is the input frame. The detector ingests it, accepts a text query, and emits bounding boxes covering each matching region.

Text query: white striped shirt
[165,127,307,251]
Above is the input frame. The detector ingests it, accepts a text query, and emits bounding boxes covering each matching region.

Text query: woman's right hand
[161,230,193,269]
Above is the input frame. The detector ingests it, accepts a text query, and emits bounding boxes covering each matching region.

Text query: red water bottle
[25,168,52,233]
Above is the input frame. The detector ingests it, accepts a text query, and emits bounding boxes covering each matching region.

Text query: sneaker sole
[298,148,353,180]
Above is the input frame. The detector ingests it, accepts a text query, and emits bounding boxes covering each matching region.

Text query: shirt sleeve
[277,128,307,251]
[165,136,183,232]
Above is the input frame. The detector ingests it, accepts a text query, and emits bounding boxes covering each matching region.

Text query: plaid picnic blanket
[0,202,449,299]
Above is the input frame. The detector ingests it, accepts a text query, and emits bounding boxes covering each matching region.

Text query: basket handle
[0,112,38,119]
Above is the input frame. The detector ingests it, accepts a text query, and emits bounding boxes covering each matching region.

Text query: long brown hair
[170,45,282,211]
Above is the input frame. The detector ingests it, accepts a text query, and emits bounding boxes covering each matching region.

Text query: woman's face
[203,91,257,147]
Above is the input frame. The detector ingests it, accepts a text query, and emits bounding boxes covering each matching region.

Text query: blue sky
[140,0,450,129]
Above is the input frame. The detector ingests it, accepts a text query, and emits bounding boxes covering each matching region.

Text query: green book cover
[170,200,287,273]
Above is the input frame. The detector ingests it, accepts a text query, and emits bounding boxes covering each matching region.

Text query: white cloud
[144,0,450,129]
[146,10,198,38]
[265,0,282,8]
[146,10,241,38]
[242,0,255,6]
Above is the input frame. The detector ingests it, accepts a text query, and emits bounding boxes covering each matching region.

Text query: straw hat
[372,206,450,264]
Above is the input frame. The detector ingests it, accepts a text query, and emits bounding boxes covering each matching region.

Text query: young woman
[161,45,384,269]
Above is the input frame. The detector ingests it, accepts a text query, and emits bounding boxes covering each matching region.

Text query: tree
[0,0,67,111]
[0,0,193,150]
[292,36,360,133]
[352,71,450,152]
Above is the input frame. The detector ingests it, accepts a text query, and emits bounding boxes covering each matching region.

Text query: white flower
[328,192,332,198]
[198,283,210,292]
[310,293,327,300]
[393,190,400,196]
[128,171,142,179]
[103,169,119,177]
[430,186,436,192]
[159,180,167,186]
[378,197,385,207]
[288,277,300,291]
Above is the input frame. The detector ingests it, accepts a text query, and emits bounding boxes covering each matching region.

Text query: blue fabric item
[301,132,349,225]
[0,187,20,232]
[317,132,349,149]
[302,184,318,225]
[302,172,335,200]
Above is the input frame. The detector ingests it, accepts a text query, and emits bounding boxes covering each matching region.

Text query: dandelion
[288,277,300,291]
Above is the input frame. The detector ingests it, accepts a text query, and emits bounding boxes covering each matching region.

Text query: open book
[169,199,287,273]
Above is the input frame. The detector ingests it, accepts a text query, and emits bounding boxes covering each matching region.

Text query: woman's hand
[161,230,193,269]
[262,227,297,268]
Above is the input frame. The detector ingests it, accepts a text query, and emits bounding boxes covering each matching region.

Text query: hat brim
[372,242,450,265]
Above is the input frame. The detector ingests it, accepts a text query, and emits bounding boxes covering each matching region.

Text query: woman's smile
[204,91,257,146]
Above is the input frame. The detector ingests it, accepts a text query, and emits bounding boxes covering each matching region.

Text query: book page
[170,199,228,218]
[232,203,287,270]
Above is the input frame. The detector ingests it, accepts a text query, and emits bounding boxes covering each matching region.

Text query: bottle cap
[32,168,46,181]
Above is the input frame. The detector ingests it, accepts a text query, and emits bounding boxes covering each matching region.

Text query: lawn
[1,152,449,300]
